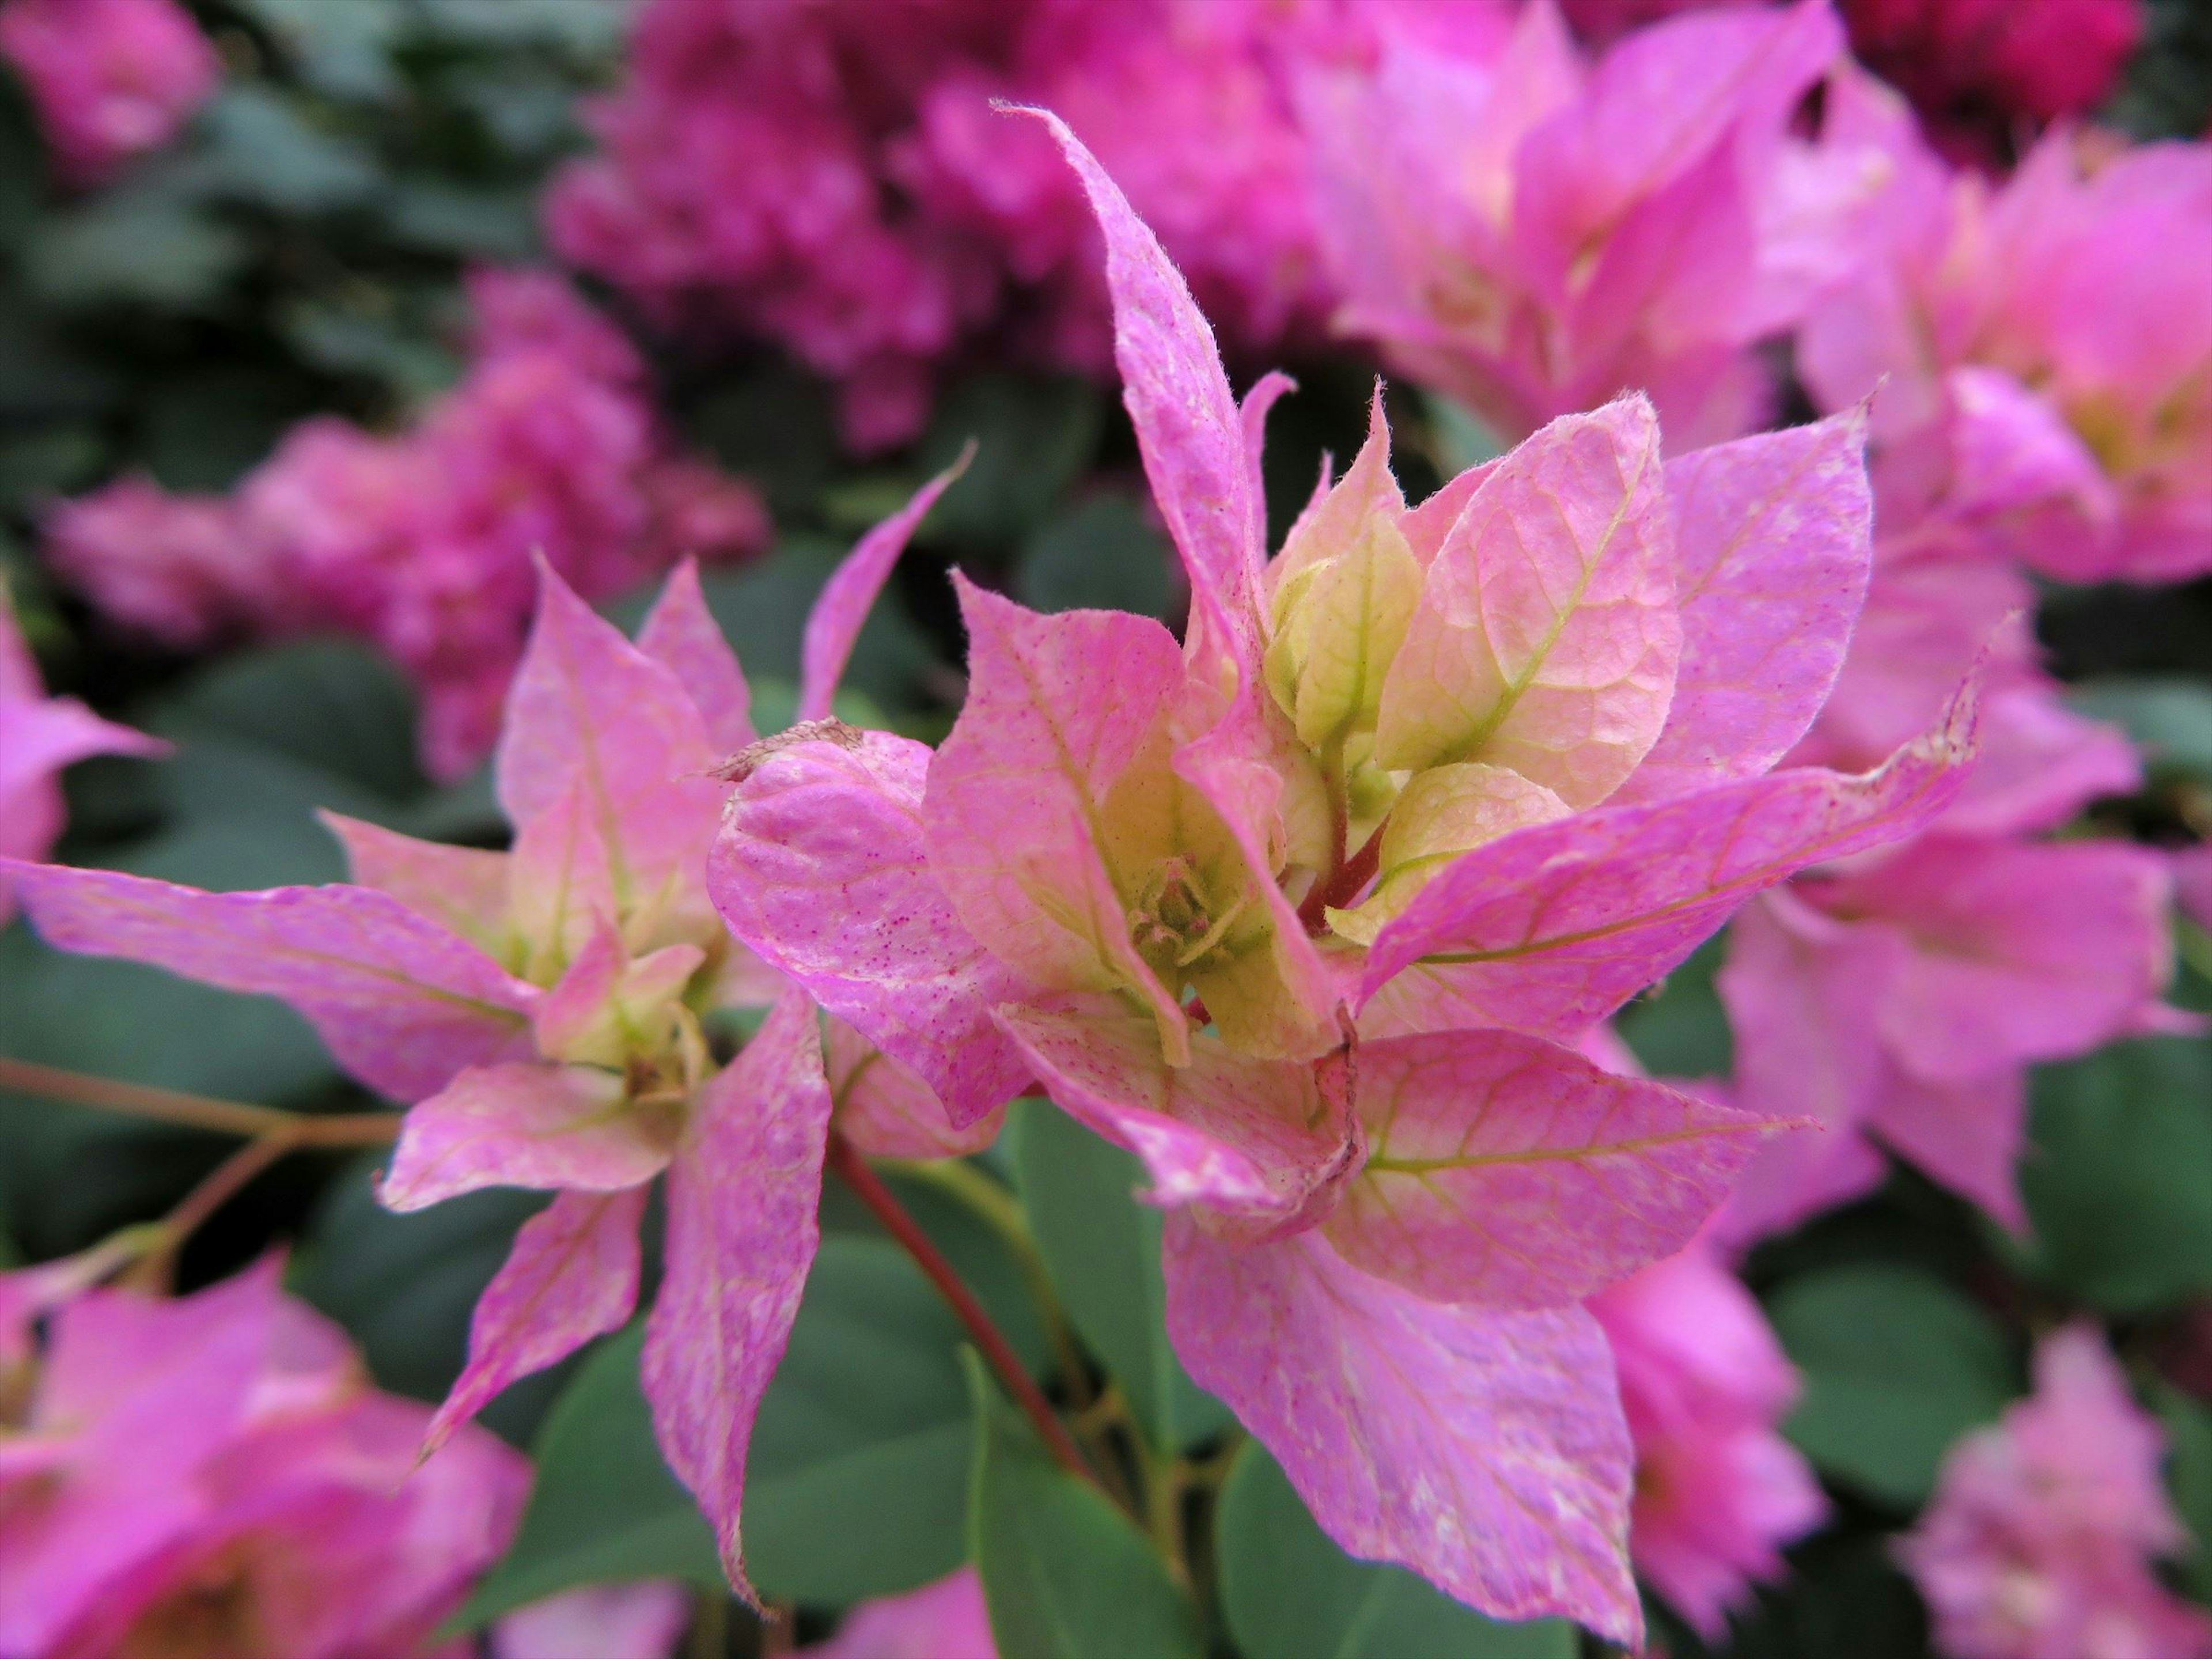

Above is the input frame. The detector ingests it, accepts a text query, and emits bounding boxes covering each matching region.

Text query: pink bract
[1589,1236,1827,1637]
[1900,1323,2212,1659]
[0,1259,527,1659]
[806,1566,997,1659]
[1302,0,1888,448]
[7,471,959,1607]
[1802,78,2212,584]
[0,587,162,925]
[0,0,219,186]
[709,112,1979,1642]
[493,1582,692,1659]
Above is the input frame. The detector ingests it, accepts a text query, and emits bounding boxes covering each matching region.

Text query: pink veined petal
[827,1017,1003,1160]
[995,999,1359,1236]
[1616,409,1874,805]
[1022,107,1266,661]
[639,559,755,751]
[708,728,1031,1128]
[1355,681,1978,1042]
[1373,395,1681,808]
[797,453,968,723]
[319,812,514,960]
[642,988,833,1604]
[1867,1065,2029,1233]
[506,774,619,981]
[494,559,722,908]
[425,1184,651,1457]
[1,861,536,1102]
[925,578,1191,1057]
[1325,1028,1781,1309]
[1164,1220,1641,1644]
[380,1062,671,1212]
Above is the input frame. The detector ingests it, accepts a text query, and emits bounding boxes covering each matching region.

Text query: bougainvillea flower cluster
[0,586,162,923]
[707,112,1978,1641]
[6,463,961,1599]
[1589,1229,1827,1636]
[1301,0,1889,449]
[0,0,221,187]
[1900,1324,2212,1659]
[1801,74,2212,585]
[0,1257,526,1658]
[46,268,770,778]
[543,0,1515,449]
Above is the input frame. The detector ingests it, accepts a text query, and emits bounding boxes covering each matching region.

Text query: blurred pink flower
[1900,1323,2212,1659]
[1302,0,1889,448]
[807,1567,996,1659]
[1802,78,2212,584]
[1589,1236,1826,1638]
[0,584,162,922]
[0,1257,527,1659]
[46,268,770,780]
[0,0,219,185]
[493,1582,692,1659]
[544,0,1514,450]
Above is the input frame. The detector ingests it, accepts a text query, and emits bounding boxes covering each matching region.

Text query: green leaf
[2155,1383,2212,1604]
[1767,1263,2017,1506]
[692,539,934,715]
[296,1160,559,1441]
[920,374,1104,547]
[1427,394,1508,476]
[29,182,245,309]
[1020,494,1175,621]
[1007,1100,1228,1452]
[2069,679,2212,781]
[192,87,382,214]
[1217,1444,1574,1659]
[745,1235,980,1603]
[1616,933,1731,1079]
[2018,1038,2212,1314]
[966,1351,1202,1659]
[456,1324,725,1628]
[231,0,404,103]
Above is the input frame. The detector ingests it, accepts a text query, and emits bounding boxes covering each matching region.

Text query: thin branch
[0,1056,402,1146]
[131,1130,302,1292]
[828,1131,1102,1488]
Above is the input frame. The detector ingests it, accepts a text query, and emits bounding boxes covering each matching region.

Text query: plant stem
[131,1129,303,1291]
[827,1131,1100,1488]
[0,1056,400,1145]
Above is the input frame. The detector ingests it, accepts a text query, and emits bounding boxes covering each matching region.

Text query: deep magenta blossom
[1588,1234,1826,1636]
[1900,1323,2212,1659]
[543,0,1514,448]
[46,268,770,779]
[0,0,219,186]
[6,474,962,1601]
[0,1258,527,1659]
[0,586,162,925]
[708,113,1977,1642]
[1301,0,1888,448]
[1801,76,2212,584]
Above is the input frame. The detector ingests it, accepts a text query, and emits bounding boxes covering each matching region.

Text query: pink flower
[1900,1323,2212,1659]
[1301,0,1890,448]
[806,1567,996,1659]
[1589,1237,1827,1637]
[0,1258,527,1659]
[47,268,770,781]
[493,1582,692,1659]
[1802,80,2212,584]
[545,0,1512,449]
[709,114,1977,1644]
[1715,530,2176,1244]
[0,586,162,923]
[0,0,219,186]
[4,470,961,1603]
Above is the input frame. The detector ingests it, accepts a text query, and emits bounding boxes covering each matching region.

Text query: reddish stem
[1298,822,1385,931]
[826,1131,1099,1486]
